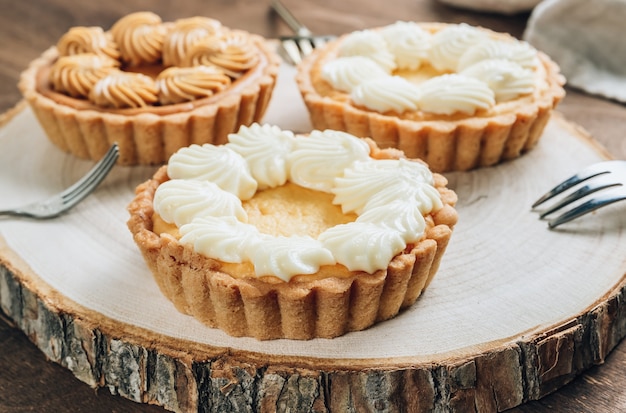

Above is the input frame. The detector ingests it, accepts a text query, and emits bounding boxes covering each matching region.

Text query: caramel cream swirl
[156,65,231,105]
[162,16,223,67]
[110,11,167,66]
[56,26,120,61]
[89,71,158,108]
[49,53,120,98]
[183,31,259,78]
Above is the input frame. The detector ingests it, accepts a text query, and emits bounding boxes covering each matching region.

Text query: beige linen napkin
[524,0,626,103]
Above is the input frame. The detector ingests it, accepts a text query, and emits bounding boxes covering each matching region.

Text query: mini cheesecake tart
[295,21,566,172]
[127,124,458,340]
[19,12,280,165]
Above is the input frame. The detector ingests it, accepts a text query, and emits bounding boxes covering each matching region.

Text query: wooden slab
[1,64,626,412]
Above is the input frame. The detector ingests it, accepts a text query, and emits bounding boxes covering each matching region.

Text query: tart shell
[127,165,458,340]
[18,35,280,166]
[295,23,566,173]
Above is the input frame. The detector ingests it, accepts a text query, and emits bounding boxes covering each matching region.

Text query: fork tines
[279,35,334,65]
[0,143,119,219]
[532,160,626,228]
[61,143,120,207]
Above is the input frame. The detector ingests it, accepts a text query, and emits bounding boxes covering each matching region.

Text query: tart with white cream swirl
[296,21,565,172]
[128,124,458,340]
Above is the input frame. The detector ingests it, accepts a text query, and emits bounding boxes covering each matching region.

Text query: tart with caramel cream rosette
[19,11,280,165]
[296,21,565,172]
[127,124,458,340]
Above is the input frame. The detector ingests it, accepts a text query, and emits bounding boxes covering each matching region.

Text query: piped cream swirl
[356,201,426,243]
[332,158,440,215]
[154,180,247,227]
[416,73,495,115]
[288,129,371,192]
[49,53,119,98]
[428,23,487,72]
[460,59,535,102]
[337,29,396,72]
[318,222,405,273]
[180,216,262,263]
[156,65,231,104]
[183,31,259,78]
[167,144,257,200]
[250,236,336,281]
[89,71,158,108]
[162,16,223,67]
[380,21,431,70]
[110,11,167,65]
[226,124,296,189]
[321,56,389,93]
[56,26,120,60]
[458,39,539,71]
[351,76,421,113]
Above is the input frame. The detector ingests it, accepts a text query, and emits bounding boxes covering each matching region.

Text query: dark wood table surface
[1,0,625,411]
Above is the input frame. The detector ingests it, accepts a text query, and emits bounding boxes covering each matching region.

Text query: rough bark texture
[2,261,626,413]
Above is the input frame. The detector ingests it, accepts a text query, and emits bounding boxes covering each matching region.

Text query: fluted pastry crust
[127,148,458,340]
[295,22,566,172]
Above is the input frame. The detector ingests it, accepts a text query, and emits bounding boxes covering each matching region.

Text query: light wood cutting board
[1,64,625,412]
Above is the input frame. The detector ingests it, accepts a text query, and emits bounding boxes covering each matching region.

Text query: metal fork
[532,160,626,229]
[270,0,335,65]
[0,143,119,219]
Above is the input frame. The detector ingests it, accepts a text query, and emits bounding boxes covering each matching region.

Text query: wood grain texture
[1,1,626,412]
[1,249,626,413]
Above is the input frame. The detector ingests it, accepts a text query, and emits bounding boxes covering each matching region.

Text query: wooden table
[1,0,625,411]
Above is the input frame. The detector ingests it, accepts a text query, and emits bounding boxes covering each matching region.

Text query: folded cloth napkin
[524,0,626,103]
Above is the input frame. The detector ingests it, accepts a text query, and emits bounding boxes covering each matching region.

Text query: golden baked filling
[128,124,458,339]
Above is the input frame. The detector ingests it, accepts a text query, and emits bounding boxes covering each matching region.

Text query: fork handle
[271,0,312,36]
[0,209,20,217]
